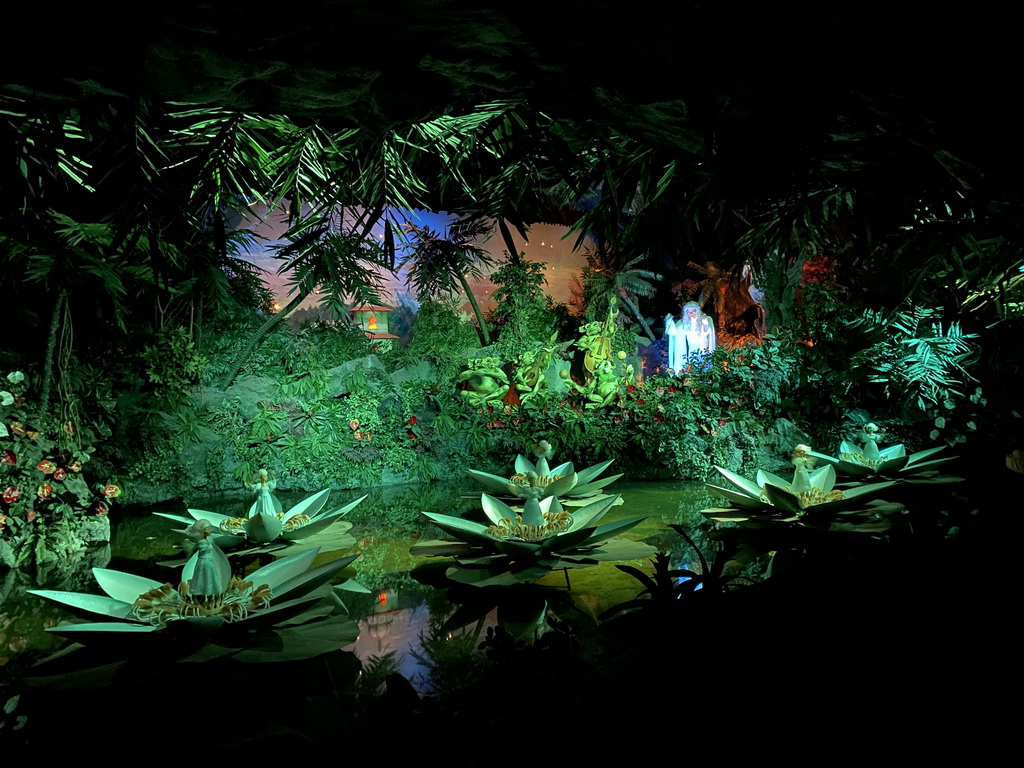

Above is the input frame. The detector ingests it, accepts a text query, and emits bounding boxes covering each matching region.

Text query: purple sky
[235,205,589,314]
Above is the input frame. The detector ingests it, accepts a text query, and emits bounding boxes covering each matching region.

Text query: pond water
[0,478,731,699]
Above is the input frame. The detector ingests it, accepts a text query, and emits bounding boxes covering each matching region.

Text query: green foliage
[0,371,119,568]
[849,305,979,413]
[406,301,481,379]
[141,326,207,412]
[489,257,555,358]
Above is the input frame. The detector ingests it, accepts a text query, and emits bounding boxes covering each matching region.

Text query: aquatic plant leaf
[27,590,135,619]
[91,569,164,603]
[281,488,331,523]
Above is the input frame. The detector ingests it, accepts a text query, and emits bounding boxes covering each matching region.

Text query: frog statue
[513,333,560,403]
[570,358,623,409]
[575,299,619,382]
[457,356,510,406]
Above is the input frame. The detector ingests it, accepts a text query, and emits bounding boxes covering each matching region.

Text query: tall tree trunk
[458,273,491,346]
[219,291,308,389]
[40,289,67,413]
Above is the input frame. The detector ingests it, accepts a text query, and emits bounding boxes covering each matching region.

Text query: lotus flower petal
[715,466,765,499]
[544,472,579,498]
[481,494,517,526]
[247,510,284,542]
[280,488,331,523]
[27,590,135,619]
[271,554,359,602]
[181,543,232,596]
[565,494,618,532]
[575,459,614,485]
[706,484,768,509]
[186,508,237,527]
[761,484,805,513]
[582,515,647,546]
[46,622,159,634]
[548,461,575,478]
[756,469,792,491]
[92,569,165,603]
[467,469,516,493]
[569,473,624,497]
[809,464,837,493]
[280,510,349,541]
[514,455,536,475]
[422,512,494,545]
[248,547,320,590]
[520,497,544,527]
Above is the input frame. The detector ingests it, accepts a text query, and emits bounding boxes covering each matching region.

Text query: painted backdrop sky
[234,205,590,314]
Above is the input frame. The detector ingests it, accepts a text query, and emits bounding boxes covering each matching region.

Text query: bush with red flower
[1,370,121,568]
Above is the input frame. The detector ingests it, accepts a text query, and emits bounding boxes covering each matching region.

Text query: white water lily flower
[706,464,897,519]
[421,492,643,556]
[29,545,358,635]
[157,489,365,547]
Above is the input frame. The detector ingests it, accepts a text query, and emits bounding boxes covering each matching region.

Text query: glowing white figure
[664,301,716,373]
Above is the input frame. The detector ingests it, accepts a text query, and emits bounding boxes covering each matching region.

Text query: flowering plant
[1,371,121,568]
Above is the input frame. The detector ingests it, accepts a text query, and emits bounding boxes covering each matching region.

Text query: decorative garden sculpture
[29,522,364,661]
[512,334,560,402]
[665,301,716,373]
[457,356,510,405]
[809,423,956,480]
[412,442,650,586]
[702,444,901,530]
[157,482,364,553]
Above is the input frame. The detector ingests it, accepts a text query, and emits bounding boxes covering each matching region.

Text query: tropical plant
[1,371,119,569]
[413,492,651,586]
[849,304,980,413]
[581,251,662,342]
[221,228,391,387]
[412,445,650,586]
[401,219,495,345]
[600,524,750,618]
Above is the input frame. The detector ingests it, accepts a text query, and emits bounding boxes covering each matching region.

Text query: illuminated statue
[664,301,716,372]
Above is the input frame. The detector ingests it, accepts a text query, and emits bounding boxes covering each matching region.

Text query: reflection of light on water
[345,600,438,693]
